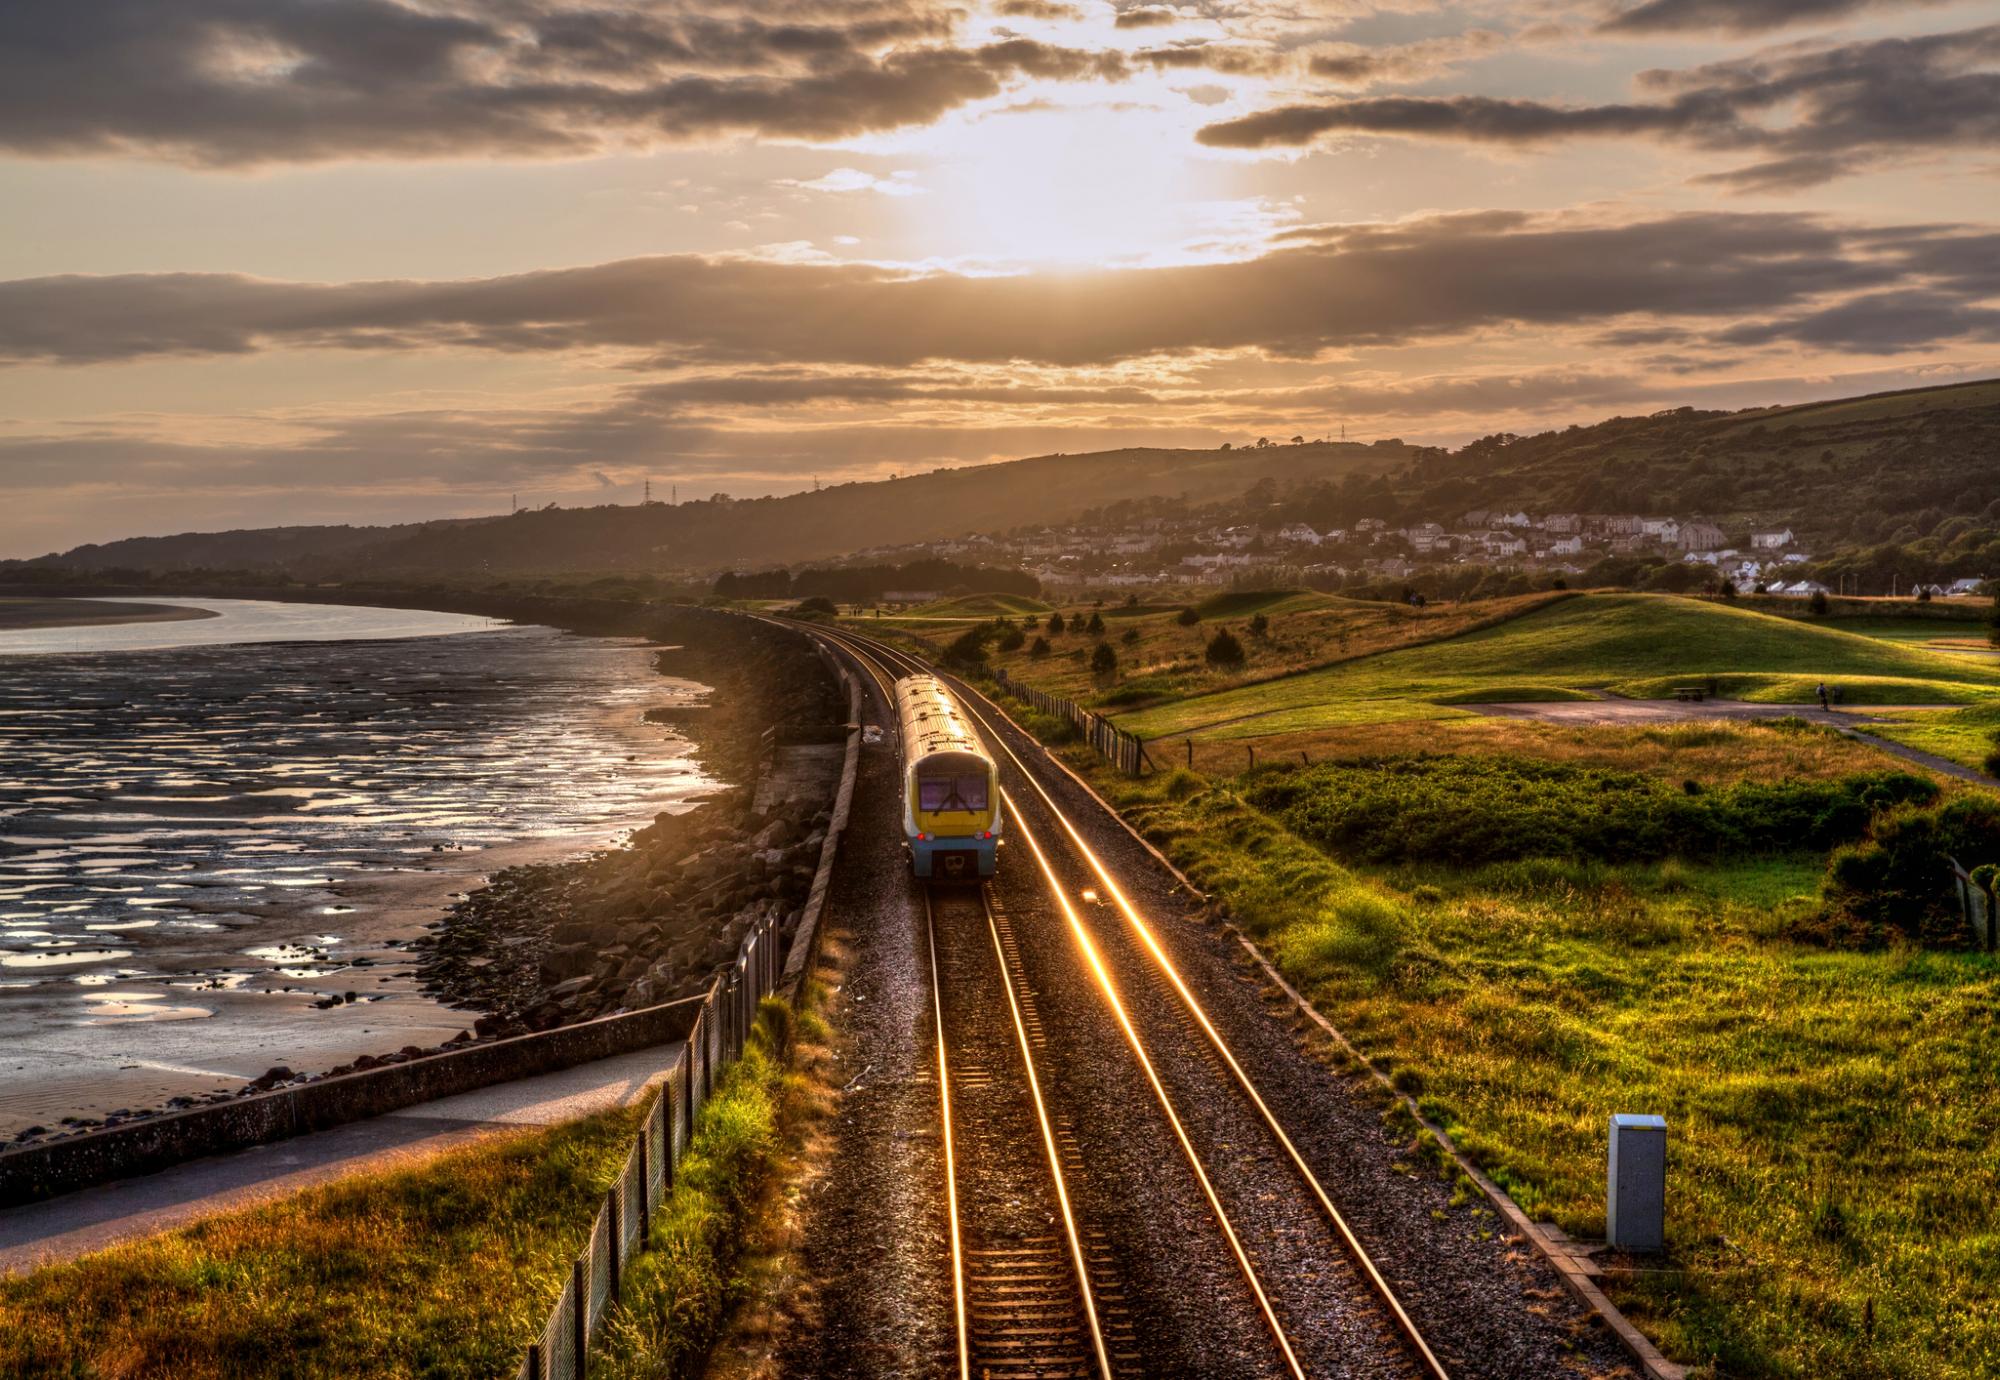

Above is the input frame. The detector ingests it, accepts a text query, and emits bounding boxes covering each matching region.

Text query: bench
[1672,686,1706,703]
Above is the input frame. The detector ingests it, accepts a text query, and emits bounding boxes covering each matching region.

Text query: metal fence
[517,905,784,1380]
[992,667,1154,776]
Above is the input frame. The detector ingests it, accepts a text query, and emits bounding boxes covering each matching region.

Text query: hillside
[1112,593,2000,740]
[1371,378,2000,551]
[15,442,1409,579]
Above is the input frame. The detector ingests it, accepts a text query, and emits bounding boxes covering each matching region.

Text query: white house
[1946,577,1988,597]
[1277,523,1322,545]
[1546,535,1584,556]
[1641,517,1682,542]
[1680,521,1728,552]
[1751,529,1795,550]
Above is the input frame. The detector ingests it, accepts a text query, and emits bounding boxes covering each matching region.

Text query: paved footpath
[1472,699,1986,783]
[0,1042,682,1276]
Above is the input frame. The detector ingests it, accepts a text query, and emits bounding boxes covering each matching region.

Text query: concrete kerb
[966,673,1688,1380]
[779,655,862,1001]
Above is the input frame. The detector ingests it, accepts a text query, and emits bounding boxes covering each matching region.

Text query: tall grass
[1105,764,2000,1379]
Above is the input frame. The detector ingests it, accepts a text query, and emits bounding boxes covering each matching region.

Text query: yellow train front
[896,675,1001,881]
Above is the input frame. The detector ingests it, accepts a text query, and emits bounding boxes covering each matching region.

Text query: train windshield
[918,774,988,813]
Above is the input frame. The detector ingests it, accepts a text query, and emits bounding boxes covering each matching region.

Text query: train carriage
[896,675,1001,880]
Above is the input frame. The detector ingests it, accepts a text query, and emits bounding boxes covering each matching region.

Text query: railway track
[809,620,1450,1380]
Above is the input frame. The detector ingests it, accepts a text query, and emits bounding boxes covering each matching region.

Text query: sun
[911,99,1245,270]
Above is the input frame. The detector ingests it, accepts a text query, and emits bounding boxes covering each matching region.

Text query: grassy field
[869,588,1571,709]
[1107,594,2000,742]
[1081,759,2000,1379]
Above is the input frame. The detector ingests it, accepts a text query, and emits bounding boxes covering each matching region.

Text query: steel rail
[921,886,972,1380]
[818,621,1453,1380]
[1003,787,1307,1380]
[817,626,1107,1380]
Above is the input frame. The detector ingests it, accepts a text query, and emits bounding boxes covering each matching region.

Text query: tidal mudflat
[0,602,714,1135]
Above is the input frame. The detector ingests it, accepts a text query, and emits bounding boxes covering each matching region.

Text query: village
[833,505,1985,600]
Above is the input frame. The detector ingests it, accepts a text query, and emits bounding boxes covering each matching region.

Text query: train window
[918,774,989,812]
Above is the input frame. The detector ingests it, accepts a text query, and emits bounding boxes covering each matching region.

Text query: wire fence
[517,905,784,1380]
[992,667,1154,776]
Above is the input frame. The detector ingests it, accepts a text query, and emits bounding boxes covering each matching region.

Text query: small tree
[1047,611,1066,635]
[1719,579,1737,599]
[1121,626,1139,644]
[997,624,1026,653]
[1809,589,1830,615]
[1917,584,1933,603]
[1086,611,1105,637]
[1205,627,1246,667]
[1551,577,1568,591]
[795,595,837,616]
[1988,599,2000,647]
[1029,635,1052,659]
[1090,643,1118,679]
[1176,606,1201,627]
[1248,612,1270,639]
[944,626,990,668]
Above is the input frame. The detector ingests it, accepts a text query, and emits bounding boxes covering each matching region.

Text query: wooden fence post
[638,1134,650,1250]
[608,1188,622,1304]
[573,1258,588,1380]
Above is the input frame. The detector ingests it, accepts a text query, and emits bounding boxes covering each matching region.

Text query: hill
[1113,593,2000,740]
[1364,378,2000,553]
[13,442,1408,580]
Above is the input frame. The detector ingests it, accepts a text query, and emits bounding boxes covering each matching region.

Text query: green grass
[1098,766,2000,1380]
[1114,594,2000,741]
[1867,703,2000,770]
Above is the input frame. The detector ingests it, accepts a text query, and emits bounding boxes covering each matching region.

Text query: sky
[2,0,1997,556]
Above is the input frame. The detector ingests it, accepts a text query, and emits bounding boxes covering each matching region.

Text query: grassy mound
[908,593,1051,618]
[1191,589,1343,619]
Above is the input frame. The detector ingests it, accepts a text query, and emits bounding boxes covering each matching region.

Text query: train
[896,674,1001,881]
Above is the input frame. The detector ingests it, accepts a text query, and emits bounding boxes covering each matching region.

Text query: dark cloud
[1114,7,1181,29]
[4,210,1975,368]
[994,0,1083,17]
[1201,23,2000,189]
[0,0,1127,164]
[1603,0,1947,36]
[1305,30,1509,88]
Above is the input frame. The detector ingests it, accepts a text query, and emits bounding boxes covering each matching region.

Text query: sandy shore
[0,598,220,630]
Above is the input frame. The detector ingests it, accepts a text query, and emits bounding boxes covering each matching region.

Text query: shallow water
[0,596,504,655]
[0,608,714,1130]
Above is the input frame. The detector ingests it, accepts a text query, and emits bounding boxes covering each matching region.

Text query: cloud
[4,209,1982,369]
[0,0,1131,165]
[1114,6,1182,29]
[1601,0,1949,36]
[1200,23,2000,189]
[1305,30,1510,88]
[782,167,923,194]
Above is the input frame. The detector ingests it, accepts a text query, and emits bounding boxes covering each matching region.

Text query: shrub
[1248,612,1270,638]
[943,626,990,668]
[1121,626,1139,644]
[1028,636,1051,659]
[1246,755,1937,869]
[1809,589,1830,615]
[997,624,1026,653]
[1176,606,1200,627]
[794,595,837,616]
[1046,611,1066,635]
[1090,643,1117,678]
[1205,628,1246,667]
[1820,794,2000,943]
[1086,611,1105,637]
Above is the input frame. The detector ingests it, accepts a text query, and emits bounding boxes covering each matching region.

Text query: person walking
[1816,681,1829,711]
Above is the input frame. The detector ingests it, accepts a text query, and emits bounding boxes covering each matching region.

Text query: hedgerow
[1245,754,1937,867]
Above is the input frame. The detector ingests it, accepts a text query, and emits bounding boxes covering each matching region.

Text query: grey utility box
[1607,1113,1667,1252]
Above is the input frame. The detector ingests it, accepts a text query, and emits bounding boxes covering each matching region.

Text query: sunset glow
[0,0,1995,552]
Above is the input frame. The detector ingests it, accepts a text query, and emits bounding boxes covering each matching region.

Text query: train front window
[918,774,988,813]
